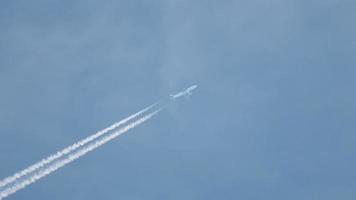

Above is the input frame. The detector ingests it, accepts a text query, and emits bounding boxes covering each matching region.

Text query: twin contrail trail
[0,84,197,199]
[0,105,162,199]
[0,103,156,188]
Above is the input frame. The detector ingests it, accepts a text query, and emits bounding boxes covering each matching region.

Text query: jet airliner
[170,85,198,100]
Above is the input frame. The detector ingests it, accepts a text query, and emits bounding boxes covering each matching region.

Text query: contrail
[0,108,162,199]
[0,103,157,188]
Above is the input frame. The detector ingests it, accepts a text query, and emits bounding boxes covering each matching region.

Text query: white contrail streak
[0,108,161,199]
[0,103,157,188]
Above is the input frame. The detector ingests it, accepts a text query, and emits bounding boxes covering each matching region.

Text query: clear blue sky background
[0,0,355,199]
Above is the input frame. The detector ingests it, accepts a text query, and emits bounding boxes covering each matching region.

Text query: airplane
[170,85,198,100]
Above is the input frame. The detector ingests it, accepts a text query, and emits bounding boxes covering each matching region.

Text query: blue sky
[0,0,355,199]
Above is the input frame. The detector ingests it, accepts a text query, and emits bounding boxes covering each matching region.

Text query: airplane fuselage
[170,85,198,100]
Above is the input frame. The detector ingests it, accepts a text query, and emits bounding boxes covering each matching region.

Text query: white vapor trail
[0,103,157,188]
[0,108,161,199]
